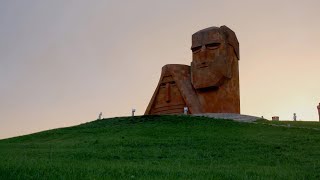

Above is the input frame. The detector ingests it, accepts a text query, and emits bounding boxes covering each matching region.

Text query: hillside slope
[0,115,320,179]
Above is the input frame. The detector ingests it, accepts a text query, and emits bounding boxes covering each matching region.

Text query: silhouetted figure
[317,103,320,121]
[293,113,297,121]
[132,109,136,117]
[98,112,102,120]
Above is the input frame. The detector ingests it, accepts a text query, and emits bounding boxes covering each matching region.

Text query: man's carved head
[191,25,239,89]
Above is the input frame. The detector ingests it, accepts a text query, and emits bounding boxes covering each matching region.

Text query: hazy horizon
[1,0,320,139]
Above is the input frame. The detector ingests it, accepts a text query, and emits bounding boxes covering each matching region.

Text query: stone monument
[145,25,240,115]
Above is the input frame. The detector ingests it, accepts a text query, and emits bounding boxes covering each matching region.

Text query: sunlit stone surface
[145,25,240,115]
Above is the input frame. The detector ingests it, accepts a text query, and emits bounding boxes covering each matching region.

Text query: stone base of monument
[193,113,261,122]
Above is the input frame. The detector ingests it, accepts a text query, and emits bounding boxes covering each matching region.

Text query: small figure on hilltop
[293,113,297,121]
[98,112,103,120]
[184,107,189,115]
[132,109,136,117]
[317,103,320,121]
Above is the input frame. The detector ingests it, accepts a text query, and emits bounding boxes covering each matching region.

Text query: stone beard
[145,25,240,115]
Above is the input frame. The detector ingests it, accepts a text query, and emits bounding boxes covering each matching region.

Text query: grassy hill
[0,115,320,179]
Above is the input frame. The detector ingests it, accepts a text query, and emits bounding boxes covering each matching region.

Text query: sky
[1,0,320,139]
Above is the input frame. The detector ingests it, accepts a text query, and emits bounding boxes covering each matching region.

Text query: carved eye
[169,81,175,85]
[160,83,166,87]
[206,43,220,49]
[191,46,202,53]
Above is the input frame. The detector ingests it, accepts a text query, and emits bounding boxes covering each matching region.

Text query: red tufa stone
[145,64,202,115]
[145,26,240,115]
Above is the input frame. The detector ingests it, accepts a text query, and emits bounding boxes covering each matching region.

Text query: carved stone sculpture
[145,64,202,114]
[190,26,240,113]
[145,25,240,115]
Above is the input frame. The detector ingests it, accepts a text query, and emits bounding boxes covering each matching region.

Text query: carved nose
[200,45,206,52]
[165,83,171,103]
[198,45,207,62]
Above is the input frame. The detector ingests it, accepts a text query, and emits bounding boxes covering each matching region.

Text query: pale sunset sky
[1,0,320,139]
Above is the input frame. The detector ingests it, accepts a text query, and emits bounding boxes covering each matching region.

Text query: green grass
[256,119,320,129]
[1,115,320,179]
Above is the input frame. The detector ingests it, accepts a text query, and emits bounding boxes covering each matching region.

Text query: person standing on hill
[98,112,103,120]
[317,103,320,121]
